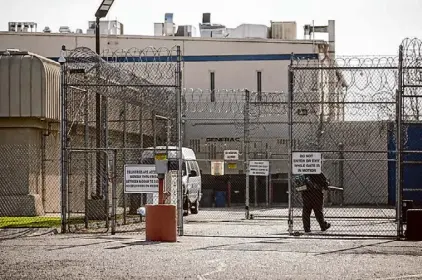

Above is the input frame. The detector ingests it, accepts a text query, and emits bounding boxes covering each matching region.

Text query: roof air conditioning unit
[59,26,71,33]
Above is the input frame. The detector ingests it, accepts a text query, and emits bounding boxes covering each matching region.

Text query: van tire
[190,198,199,214]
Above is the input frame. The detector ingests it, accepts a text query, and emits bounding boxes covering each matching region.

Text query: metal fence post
[338,142,344,205]
[59,46,68,234]
[176,45,184,236]
[287,62,294,235]
[244,89,250,219]
[104,151,110,230]
[122,102,127,225]
[84,90,89,229]
[396,45,404,239]
[111,149,117,235]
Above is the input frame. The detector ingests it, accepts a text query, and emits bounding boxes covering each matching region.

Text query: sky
[1,0,421,56]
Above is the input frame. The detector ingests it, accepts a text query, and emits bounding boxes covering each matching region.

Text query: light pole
[94,0,115,199]
[95,0,114,54]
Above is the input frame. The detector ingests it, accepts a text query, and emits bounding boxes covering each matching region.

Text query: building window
[257,71,262,101]
[210,71,215,102]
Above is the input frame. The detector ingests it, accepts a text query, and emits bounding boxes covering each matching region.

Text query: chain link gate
[60,46,182,234]
[182,89,289,237]
[396,38,422,238]
[288,56,399,237]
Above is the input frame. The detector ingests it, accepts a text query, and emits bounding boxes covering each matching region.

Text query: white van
[140,146,202,216]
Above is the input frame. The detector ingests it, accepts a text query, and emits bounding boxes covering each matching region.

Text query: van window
[187,160,200,177]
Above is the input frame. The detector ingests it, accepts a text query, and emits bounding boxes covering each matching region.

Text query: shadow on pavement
[105,240,177,250]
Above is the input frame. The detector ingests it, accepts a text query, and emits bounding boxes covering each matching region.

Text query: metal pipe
[265,174,269,207]
[176,46,184,236]
[244,89,250,219]
[122,102,127,225]
[59,50,68,234]
[103,96,109,228]
[338,142,344,205]
[84,90,89,229]
[41,132,46,211]
[95,16,102,198]
[396,45,404,239]
[287,65,294,235]
[111,149,117,235]
[254,176,258,207]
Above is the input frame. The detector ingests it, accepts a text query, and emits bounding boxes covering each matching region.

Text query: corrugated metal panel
[0,53,60,120]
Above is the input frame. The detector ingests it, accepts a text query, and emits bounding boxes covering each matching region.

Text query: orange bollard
[145,204,177,242]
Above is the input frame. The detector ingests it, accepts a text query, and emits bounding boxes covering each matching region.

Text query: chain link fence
[61,46,182,234]
[288,56,398,237]
[3,39,422,239]
[0,131,61,219]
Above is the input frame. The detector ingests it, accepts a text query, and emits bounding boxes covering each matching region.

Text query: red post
[158,178,165,204]
[227,180,231,207]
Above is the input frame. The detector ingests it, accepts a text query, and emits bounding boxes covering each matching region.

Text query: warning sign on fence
[292,153,322,174]
[124,164,158,193]
[248,161,270,176]
[224,150,239,161]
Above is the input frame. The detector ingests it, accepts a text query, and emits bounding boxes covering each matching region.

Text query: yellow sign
[227,163,237,169]
[155,153,167,161]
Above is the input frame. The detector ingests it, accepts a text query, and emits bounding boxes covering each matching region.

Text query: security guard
[295,173,331,233]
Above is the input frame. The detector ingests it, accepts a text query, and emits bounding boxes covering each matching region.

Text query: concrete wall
[0,119,60,216]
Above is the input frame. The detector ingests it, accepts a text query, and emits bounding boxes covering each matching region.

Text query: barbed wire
[401,38,422,64]
[65,47,178,104]
[182,89,286,114]
[291,55,399,68]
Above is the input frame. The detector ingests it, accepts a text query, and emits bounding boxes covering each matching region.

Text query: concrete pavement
[1,229,422,280]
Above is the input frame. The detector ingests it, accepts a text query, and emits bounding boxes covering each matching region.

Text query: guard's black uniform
[301,173,330,233]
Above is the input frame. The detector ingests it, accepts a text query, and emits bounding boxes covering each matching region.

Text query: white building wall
[0,32,320,92]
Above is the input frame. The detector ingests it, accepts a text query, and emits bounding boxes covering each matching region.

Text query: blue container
[215,191,226,208]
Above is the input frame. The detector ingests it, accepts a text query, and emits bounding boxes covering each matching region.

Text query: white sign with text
[248,161,270,176]
[224,150,239,161]
[124,164,158,193]
[292,153,322,174]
